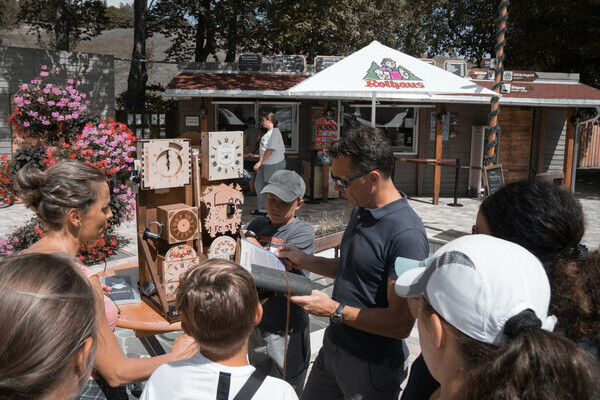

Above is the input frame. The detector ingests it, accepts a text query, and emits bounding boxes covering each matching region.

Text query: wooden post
[536,107,547,173]
[433,103,443,205]
[487,0,509,166]
[563,108,576,189]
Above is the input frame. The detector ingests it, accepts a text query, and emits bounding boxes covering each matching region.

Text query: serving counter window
[342,105,420,155]
[214,102,299,153]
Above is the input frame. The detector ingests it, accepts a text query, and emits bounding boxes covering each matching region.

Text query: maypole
[486,0,509,166]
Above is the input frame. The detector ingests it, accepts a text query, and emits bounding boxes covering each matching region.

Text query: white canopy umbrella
[285,40,498,126]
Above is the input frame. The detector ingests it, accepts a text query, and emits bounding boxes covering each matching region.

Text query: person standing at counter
[253,112,286,216]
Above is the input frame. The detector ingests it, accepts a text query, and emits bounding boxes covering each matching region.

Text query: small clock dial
[164,257,198,301]
[169,210,198,241]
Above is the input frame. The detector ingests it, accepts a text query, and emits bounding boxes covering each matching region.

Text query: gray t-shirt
[246,217,315,332]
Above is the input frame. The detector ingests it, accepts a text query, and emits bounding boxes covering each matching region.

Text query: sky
[105,0,133,6]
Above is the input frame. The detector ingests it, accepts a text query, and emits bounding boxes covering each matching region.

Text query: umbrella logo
[364,58,424,89]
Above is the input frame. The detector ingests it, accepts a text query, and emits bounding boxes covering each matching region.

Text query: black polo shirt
[327,195,429,365]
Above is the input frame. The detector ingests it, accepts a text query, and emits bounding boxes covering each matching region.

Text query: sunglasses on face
[330,169,378,189]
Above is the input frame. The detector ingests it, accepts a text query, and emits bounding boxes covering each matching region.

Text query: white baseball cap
[394,235,557,345]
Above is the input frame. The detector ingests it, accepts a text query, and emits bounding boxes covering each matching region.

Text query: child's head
[0,253,97,400]
[394,235,599,399]
[261,170,305,226]
[176,259,261,358]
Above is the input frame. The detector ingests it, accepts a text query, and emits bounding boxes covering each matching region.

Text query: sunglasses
[330,169,378,189]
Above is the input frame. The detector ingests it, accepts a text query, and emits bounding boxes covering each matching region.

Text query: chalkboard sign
[483,164,505,196]
[272,55,306,73]
[238,54,262,72]
[314,56,344,72]
[444,60,467,78]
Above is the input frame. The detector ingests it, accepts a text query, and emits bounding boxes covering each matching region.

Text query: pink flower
[40,71,49,77]
[51,112,60,118]
[23,122,30,127]
[19,84,28,90]
[6,245,13,250]
[12,237,18,242]
[57,115,65,121]
[41,65,47,70]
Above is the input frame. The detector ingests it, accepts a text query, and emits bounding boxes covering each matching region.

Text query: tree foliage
[103,4,134,30]
[17,0,107,51]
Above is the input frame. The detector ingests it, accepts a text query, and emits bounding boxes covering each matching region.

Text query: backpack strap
[233,369,267,400]
[216,371,231,400]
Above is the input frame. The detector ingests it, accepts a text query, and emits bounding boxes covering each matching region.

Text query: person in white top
[253,112,286,215]
[140,259,298,400]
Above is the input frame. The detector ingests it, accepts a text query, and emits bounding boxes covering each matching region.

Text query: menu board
[483,164,504,196]
[238,54,262,72]
[314,56,344,72]
[272,55,306,73]
[310,107,338,150]
[444,60,467,77]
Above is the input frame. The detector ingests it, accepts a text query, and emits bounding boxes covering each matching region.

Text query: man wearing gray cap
[246,169,315,397]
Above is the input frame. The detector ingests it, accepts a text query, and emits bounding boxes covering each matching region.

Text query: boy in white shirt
[140,259,298,400]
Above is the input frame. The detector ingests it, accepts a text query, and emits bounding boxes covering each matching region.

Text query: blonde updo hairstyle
[14,160,108,230]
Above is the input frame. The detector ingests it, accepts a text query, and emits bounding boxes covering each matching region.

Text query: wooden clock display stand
[134,134,245,323]
[136,139,206,322]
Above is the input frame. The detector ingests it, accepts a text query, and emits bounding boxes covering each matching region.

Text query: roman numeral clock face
[205,132,244,181]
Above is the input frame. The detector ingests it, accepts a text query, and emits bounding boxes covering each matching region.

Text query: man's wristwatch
[330,303,345,324]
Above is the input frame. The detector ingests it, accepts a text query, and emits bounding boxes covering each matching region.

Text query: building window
[213,102,299,153]
[342,105,420,155]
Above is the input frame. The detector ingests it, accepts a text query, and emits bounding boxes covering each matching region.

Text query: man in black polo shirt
[276,126,429,399]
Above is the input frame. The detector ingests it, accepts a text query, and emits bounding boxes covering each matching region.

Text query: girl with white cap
[394,235,599,400]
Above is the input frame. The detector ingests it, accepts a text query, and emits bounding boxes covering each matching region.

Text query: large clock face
[203,131,244,181]
[140,139,191,190]
[169,209,198,242]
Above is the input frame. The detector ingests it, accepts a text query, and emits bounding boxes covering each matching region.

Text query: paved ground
[1,173,598,398]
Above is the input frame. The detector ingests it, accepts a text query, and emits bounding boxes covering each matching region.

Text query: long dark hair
[422,301,600,400]
[480,180,584,265]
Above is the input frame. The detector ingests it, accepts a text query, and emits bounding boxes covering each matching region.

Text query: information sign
[238,54,262,72]
[314,56,344,72]
[444,60,467,77]
[272,55,306,73]
[483,164,504,196]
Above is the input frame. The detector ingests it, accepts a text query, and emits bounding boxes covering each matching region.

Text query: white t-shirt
[140,353,298,400]
[259,127,286,165]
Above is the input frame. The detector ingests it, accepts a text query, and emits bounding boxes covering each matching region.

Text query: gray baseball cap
[261,170,306,202]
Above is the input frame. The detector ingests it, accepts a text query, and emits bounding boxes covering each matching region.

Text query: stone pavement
[0,176,597,398]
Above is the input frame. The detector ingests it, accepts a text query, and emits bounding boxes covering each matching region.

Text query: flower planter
[314,230,345,255]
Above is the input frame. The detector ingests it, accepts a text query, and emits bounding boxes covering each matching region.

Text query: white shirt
[259,127,285,165]
[140,353,298,400]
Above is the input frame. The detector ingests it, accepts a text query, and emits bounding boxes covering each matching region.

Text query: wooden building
[164,61,600,199]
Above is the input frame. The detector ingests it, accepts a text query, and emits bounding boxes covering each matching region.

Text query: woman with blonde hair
[15,160,197,399]
[0,253,97,400]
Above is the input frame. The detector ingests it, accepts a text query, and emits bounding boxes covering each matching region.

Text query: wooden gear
[201,183,244,238]
[157,203,200,244]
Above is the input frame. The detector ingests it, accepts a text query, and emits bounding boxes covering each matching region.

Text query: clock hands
[166,149,170,170]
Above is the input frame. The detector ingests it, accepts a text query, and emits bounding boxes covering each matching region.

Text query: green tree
[149,0,216,62]
[17,0,107,51]
[103,4,134,30]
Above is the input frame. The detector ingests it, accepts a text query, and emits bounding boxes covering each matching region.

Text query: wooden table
[100,262,182,356]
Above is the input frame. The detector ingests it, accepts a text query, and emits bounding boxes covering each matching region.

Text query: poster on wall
[310,107,338,150]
